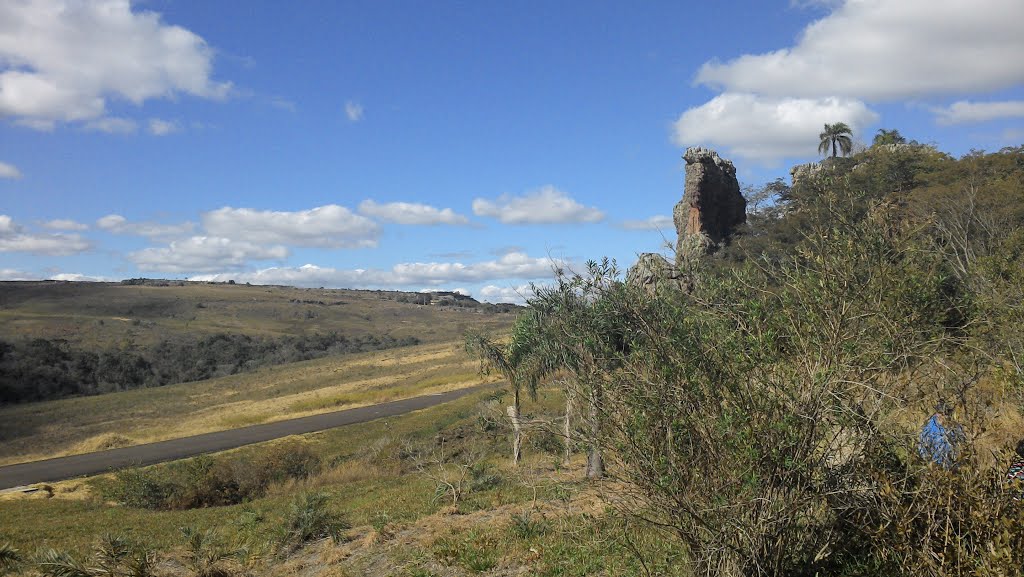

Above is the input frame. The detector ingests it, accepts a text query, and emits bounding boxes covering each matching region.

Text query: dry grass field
[0,281,517,465]
[0,341,502,466]
[0,281,515,350]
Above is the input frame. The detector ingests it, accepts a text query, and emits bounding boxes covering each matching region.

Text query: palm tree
[818,122,854,158]
[872,128,906,147]
[466,311,555,466]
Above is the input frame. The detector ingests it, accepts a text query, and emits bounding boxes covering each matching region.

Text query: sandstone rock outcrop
[625,253,690,295]
[628,147,745,293]
[673,147,746,263]
[790,161,823,186]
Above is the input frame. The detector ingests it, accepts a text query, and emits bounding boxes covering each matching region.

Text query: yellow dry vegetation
[0,340,500,466]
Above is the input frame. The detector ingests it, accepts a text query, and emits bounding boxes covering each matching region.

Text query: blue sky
[2,0,1023,302]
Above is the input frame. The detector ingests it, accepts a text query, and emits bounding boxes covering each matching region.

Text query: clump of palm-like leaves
[274,492,349,555]
[180,526,240,577]
[0,543,22,575]
[35,534,154,577]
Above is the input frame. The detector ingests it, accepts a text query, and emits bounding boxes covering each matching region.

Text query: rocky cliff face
[673,147,746,263]
[628,147,746,293]
[790,161,823,186]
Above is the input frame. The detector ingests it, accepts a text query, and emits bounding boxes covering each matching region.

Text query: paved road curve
[0,385,491,490]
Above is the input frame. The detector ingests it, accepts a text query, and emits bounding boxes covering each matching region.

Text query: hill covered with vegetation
[478,140,1024,576]
[0,282,518,404]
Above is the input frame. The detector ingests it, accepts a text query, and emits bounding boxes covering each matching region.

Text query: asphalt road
[0,384,490,490]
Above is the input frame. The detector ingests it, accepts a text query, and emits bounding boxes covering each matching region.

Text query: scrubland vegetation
[2,139,1024,576]
[467,141,1024,575]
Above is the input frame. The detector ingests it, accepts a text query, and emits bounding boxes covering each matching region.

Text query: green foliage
[35,534,155,577]
[508,511,549,540]
[872,128,907,147]
[275,492,349,554]
[432,531,499,573]
[0,332,420,404]
[519,146,1024,575]
[0,543,20,575]
[104,440,322,510]
[851,454,1024,576]
[180,527,239,577]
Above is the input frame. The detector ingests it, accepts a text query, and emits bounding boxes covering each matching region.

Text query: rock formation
[790,161,823,186]
[627,147,746,293]
[673,147,746,263]
[625,253,690,295]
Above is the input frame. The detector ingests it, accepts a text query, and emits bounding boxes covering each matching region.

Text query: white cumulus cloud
[345,100,363,122]
[673,93,878,164]
[148,118,180,135]
[0,0,231,128]
[479,284,535,305]
[129,236,289,273]
[83,116,137,134]
[190,252,562,289]
[621,215,674,231]
[0,214,91,255]
[97,214,195,239]
[0,162,22,179]
[49,272,111,282]
[933,100,1024,125]
[472,186,604,224]
[358,200,470,225]
[202,205,379,249]
[695,0,1024,102]
[0,269,38,280]
[42,218,88,231]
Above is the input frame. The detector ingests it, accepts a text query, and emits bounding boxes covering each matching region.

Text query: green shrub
[180,527,239,577]
[508,511,548,540]
[525,427,564,456]
[105,467,174,510]
[253,440,321,486]
[104,441,322,510]
[275,492,349,554]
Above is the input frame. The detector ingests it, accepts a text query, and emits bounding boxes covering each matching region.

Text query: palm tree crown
[818,122,854,158]
[873,128,907,147]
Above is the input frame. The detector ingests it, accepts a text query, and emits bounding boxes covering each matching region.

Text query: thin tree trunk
[563,384,574,465]
[586,383,604,479]
[508,389,522,466]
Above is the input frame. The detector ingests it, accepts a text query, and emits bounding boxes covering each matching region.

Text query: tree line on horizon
[0,331,420,404]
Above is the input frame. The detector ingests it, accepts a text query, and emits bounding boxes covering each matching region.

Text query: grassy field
[0,281,515,350]
[0,340,501,466]
[0,281,679,576]
[0,386,675,577]
[0,280,517,465]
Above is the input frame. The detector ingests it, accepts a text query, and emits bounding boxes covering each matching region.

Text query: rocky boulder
[626,253,690,295]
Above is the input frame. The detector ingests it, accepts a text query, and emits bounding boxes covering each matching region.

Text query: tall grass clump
[274,492,349,554]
